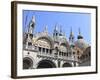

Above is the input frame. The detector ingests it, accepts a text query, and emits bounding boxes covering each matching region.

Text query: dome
[77,34,83,39]
[75,39,89,51]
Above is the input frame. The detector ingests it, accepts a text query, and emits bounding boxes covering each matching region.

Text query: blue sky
[23,10,91,44]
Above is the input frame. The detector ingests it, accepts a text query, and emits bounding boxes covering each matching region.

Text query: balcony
[37,51,78,62]
[23,44,38,51]
[23,44,79,62]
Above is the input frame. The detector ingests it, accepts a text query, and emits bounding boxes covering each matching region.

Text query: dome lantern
[77,28,83,39]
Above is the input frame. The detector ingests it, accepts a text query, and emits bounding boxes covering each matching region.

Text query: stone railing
[37,52,78,62]
[23,44,38,52]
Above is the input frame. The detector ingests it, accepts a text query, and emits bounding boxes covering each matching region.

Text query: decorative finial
[70,27,73,36]
[44,25,48,34]
[32,16,35,23]
[79,28,81,35]
[69,27,74,40]
[69,27,75,46]
[28,16,35,33]
[59,25,63,36]
[55,23,59,31]
[60,25,62,33]
[44,25,48,32]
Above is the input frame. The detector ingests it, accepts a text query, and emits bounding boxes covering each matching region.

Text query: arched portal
[37,60,56,68]
[23,57,33,69]
[62,63,72,67]
[35,36,54,49]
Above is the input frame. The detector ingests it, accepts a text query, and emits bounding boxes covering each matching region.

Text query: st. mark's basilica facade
[23,16,91,69]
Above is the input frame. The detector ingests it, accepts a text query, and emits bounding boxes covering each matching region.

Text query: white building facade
[23,16,91,69]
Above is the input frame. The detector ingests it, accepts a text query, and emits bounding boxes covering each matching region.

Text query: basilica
[23,16,91,69]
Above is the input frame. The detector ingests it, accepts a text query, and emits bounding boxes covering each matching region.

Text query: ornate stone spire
[43,25,48,34]
[53,24,59,37]
[69,27,75,47]
[59,25,63,36]
[28,16,35,34]
[69,27,74,41]
[32,16,35,25]
[55,24,59,32]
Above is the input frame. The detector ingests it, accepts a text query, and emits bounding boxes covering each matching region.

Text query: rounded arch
[59,43,68,53]
[82,46,91,57]
[37,59,56,68]
[84,46,91,53]
[60,42,69,48]
[35,36,54,48]
[23,57,33,69]
[81,46,91,60]
[62,62,72,67]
